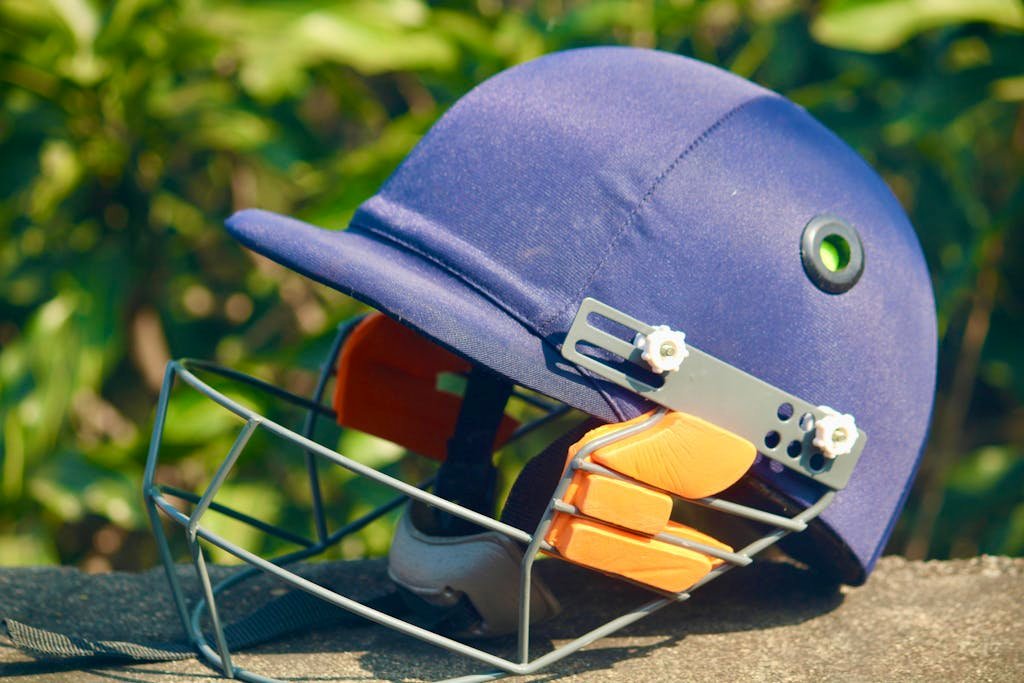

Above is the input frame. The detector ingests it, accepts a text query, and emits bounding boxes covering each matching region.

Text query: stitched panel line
[350,221,536,333]
[345,222,627,419]
[537,94,776,333]
[348,94,776,418]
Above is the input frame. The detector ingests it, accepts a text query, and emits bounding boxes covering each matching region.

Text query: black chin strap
[431,365,513,536]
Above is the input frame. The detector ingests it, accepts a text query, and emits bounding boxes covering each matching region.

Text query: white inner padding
[388,502,560,637]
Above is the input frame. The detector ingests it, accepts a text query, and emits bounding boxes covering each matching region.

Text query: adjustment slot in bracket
[562,297,865,490]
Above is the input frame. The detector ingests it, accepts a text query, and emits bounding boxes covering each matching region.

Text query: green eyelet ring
[800,215,865,294]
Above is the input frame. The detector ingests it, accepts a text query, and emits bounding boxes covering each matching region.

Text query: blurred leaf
[160,390,251,446]
[991,74,1024,101]
[48,0,100,48]
[947,445,1018,494]
[29,450,143,528]
[202,1,460,101]
[200,481,286,563]
[336,430,405,469]
[1001,503,1024,555]
[813,0,1024,53]
[0,533,58,566]
[193,110,275,151]
[29,139,82,220]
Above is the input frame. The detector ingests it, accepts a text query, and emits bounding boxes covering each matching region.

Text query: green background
[1,0,1022,571]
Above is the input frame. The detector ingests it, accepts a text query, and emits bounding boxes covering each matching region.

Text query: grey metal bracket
[561,297,866,490]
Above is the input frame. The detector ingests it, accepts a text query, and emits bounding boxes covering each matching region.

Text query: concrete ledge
[1,556,1021,682]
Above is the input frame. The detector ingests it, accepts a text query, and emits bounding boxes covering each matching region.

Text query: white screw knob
[812,407,859,460]
[634,325,689,373]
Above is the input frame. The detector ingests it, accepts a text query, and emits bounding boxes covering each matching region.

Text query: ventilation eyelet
[800,215,865,295]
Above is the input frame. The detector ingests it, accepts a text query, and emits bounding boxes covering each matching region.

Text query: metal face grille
[144,319,836,683]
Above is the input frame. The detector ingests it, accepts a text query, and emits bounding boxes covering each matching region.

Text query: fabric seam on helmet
[343,98,782,421]
[348,95,780,342]
[536,93,782,334]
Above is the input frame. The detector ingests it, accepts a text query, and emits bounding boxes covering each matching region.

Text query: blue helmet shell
[227,47,937,582]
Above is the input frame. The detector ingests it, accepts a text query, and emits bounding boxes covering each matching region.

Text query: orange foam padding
[333,313,519,461]
[567,410,756,500]
[544,515,732,593]
[562,471,672,535]
[663,520,733,554]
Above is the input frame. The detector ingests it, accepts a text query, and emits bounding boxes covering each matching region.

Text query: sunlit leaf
[48,0,100,48]
[160,391,251,446]
[193,110,275,152]
[28,140,82,220]
[947,446,1018,494]
[812,0,1024,53]
[28,450,141,527]
[199,481,287,563]
[992,74,1024,101]
[0,533,58,566]
[336,429,406,469]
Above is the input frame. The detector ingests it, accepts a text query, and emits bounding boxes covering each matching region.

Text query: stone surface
[1,555,1021,682]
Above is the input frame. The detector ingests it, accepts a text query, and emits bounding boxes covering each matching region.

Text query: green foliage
[0,0,1021,570]
[812,0,1024,52]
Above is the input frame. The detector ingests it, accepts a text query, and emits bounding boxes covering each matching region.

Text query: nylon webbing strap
[434,366,513,536]
[2,588,407,663]
[3,620,195,661]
